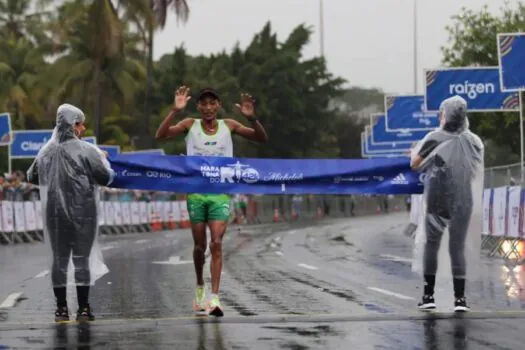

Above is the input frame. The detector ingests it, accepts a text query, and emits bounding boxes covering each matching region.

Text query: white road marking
[297,263,318,271]
[0,292,24,308]
[275,251,284,256]
[367,287,415,300]
[152,256,193,265]
[379,254,412,263]
[135,239,149,244]
[101,243,118,251]
[35,270,49,278]
[288,230,296,235]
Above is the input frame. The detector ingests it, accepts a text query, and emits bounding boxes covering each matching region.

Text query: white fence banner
[163,202,172,223]
[1,201,14,232]
[104,201,114,226]
[179,201,189,222]
[24,202,37,231]
[35,201,43,230]
[508,186,521,238]
[171,201,181,222]
[483,189,492,235]
[492,186,508,237]
[14,202,25,232]
[155,202,165,221]
[121,202,132,225]
[139,202,148,224]
[131,202,140,225]
[148,202,156,222]
[113,202,123,226]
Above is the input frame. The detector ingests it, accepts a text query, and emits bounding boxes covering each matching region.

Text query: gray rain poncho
[27,104,115,288]
[410,95,484,284]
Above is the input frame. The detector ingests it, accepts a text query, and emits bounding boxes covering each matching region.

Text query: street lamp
[413,0,418,94]
[320,0,325,57]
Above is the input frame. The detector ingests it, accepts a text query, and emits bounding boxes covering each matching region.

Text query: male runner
[155,86,268,316]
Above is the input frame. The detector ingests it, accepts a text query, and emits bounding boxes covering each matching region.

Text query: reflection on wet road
[1,213,525,349]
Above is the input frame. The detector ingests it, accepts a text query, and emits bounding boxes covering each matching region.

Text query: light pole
[320,0,325,57]
[413,0,418,94]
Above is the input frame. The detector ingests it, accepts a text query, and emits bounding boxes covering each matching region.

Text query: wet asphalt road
[1,213,525,349]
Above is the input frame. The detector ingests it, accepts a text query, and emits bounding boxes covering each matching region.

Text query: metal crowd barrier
[0,194,409,246]
[0,199,192,245]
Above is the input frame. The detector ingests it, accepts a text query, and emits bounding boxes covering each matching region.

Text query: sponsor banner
[109,154,424,195]
[425,67,519,112]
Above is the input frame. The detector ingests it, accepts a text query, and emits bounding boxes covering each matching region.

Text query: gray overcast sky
[153,0,519,95]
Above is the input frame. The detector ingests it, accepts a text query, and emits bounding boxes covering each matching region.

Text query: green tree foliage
[0,0,383,168]
[441,2,525,165]
[153,22,348,158]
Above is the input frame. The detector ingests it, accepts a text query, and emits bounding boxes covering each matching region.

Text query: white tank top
[185,119,233,157]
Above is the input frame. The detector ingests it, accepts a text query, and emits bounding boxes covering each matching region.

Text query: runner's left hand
[235,93,255,119]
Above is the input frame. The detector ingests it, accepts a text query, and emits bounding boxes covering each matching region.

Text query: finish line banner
[108,155,424,195]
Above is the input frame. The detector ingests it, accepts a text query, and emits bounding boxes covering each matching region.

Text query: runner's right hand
[174,86,191,111]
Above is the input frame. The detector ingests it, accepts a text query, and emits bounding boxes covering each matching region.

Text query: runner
[155,86,268,316]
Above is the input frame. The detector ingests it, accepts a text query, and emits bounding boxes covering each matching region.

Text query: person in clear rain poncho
[410,95,484,312]
[27,104,115,322]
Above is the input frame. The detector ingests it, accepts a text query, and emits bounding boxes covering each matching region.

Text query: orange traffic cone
[167,212,177,230]
[273,208,281,222]
[180,207,191,228]
[151,212,162,231]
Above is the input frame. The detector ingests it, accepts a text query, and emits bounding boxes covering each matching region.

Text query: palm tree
[0,37,47,129]
[127,0,190,148]
[46,0,146,141]
[0,0,53,44]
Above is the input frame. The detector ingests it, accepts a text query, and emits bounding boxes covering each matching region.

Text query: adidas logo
[390,173,409,185]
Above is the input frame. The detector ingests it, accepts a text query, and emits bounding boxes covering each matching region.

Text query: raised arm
[227,93,268,143]
[226,118,268,143]
[155,86,194,140]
